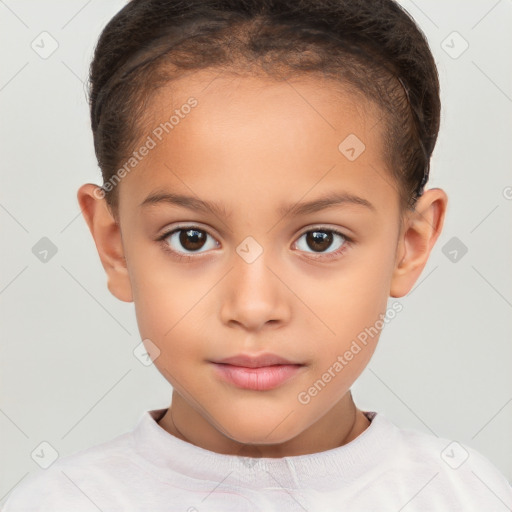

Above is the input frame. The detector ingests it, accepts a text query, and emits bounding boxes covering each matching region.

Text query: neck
[158,391,370,458]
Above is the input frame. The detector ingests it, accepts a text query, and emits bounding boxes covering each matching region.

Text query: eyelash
[156,225,353,262]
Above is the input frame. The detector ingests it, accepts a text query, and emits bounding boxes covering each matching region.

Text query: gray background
[1,0,511,503]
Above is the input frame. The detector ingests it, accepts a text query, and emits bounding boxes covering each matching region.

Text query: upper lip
[212,353,303,368]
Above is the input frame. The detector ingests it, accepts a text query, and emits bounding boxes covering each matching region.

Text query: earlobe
[77,184,133,303]
[390,188,448,298]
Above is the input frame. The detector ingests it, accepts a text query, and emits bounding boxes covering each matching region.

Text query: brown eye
[161,226,219,256]
[305,230,333,252]
[294,228,348,256]
[179,228,207,251]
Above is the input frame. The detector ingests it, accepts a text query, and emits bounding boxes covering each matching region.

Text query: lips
[211,353,305,391]
[213,353,302,368]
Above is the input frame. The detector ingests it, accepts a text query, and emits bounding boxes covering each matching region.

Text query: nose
[219,244,291,332]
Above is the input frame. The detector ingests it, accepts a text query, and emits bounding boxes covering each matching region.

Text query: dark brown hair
[88,0,440,215]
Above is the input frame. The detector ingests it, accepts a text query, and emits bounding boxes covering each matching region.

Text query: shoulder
[1,431,141,512]
[376,414,512,509]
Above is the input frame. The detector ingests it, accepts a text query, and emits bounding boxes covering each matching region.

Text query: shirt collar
[131,407,396,490]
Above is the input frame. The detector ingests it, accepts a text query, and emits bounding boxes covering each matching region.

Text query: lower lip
[211,363,304,391]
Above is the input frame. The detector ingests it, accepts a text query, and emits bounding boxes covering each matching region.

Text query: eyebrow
[139,190,231,218]
[279,191,376,216]
[139,190,376,217]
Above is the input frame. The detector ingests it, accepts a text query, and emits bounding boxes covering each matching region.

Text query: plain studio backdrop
[0,0,511,503]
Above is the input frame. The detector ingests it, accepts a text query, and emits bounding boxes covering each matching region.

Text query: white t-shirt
[2,408,511,511]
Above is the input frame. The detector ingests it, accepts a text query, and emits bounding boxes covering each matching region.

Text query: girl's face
[82,69,445,454]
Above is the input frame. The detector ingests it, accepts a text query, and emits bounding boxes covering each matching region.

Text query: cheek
[132,278,209,389]
[307,243,396,365]
[129,248,217,355]
[132,276,218,408]
[311,260,392,332]
[133,274,207,336]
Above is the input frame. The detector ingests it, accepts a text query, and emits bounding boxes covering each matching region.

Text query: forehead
[118,69,397,219]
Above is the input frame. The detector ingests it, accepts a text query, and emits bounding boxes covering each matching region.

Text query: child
[3,0,511,510]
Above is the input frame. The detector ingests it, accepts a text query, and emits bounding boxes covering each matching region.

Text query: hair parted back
[88,0,440,214]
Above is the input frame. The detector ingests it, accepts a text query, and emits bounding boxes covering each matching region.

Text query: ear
[390,188,448,298]
[77,184,133,303]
